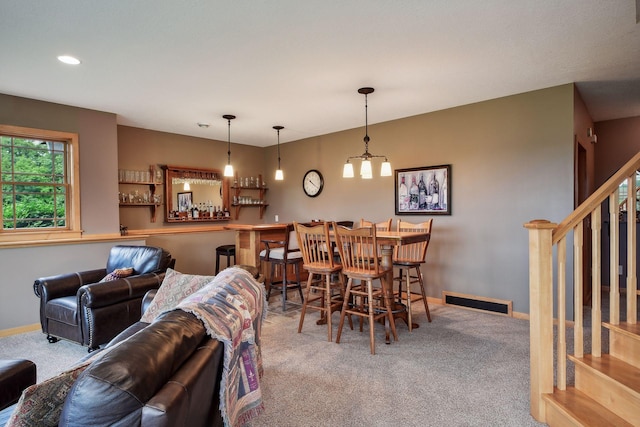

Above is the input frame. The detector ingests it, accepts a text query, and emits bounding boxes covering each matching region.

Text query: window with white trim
[0,125,81,241]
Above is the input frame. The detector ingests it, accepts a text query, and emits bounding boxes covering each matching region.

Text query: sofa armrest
[141,289,158,313]
[33,269,107,300]
[80,272,165,309]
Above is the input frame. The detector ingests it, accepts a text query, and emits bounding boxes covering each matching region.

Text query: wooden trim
[127,225,231,236]
[0,323,40,337]
[0,233,145,249]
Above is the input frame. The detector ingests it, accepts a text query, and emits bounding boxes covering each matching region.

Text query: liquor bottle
[418,173,427,209]
[399,175,409,210]
[193,203,199,219]
[409,176,419,210]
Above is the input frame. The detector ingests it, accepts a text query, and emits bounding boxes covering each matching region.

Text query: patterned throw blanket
[176,267,267,427]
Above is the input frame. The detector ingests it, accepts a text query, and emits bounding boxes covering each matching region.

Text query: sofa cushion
[44,296,77,326]
[59,310,206,427]
[5,361,90,427]
[99,267,134,283]
[105,245,171,275]
[140,268,213,323]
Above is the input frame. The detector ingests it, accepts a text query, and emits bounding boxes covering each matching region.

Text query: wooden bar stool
[260,223,304,311]
[334,223,397,354]
[393,219,433,330]
[215,244,236,274]
[294,221,348,342]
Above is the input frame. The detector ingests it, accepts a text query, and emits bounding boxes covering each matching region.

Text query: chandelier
[342,87,391,179]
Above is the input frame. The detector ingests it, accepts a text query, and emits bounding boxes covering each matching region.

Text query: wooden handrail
[552,151,640,244]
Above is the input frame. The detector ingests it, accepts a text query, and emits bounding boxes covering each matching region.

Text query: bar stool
[294,221,348,342]
[393,219,433,331]
[215,244,236,274]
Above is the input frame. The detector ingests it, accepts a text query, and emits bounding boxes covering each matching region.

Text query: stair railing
[524,151,640,422]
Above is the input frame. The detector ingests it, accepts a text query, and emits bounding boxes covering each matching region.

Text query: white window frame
[0,124,81,242]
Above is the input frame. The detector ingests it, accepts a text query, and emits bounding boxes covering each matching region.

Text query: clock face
[303,169,323,197]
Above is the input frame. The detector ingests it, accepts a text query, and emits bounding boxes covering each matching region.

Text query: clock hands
[306,180,318,189]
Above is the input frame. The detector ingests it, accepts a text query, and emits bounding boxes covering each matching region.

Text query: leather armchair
[33,245,175,351]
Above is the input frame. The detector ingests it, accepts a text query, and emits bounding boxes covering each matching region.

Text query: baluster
[591,209,602,357]
[627,174,637,324]
[610,189,620,325]
[573,224,584,358]
[557,236,567,390]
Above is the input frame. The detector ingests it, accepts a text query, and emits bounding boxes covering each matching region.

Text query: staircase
[525,152,640,426]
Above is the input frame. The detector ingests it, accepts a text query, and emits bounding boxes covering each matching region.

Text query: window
[0,125,80,242]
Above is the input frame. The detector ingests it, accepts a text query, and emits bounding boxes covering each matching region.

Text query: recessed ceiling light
[57,55,81,65]
[197,123,210,128]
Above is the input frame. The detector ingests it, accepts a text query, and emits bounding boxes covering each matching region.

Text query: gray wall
[264,85,575,314]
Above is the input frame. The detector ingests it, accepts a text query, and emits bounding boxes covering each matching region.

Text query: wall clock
[302,169,324,197]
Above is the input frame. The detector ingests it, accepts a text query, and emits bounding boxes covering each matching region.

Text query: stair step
[568,354,640,425]
[603,322,640,369]
[543,387,634,427]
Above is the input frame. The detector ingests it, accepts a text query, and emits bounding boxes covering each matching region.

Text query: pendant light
[343,87,391,179]
[223,114,236,177]
[274,125,284,181]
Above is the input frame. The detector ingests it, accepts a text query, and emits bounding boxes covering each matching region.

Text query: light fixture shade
[380,160,392,177]
[343,162,354,178]
[183,181,191,191]
[360,160,373,179]
[224,164,234,177]
[275,169,284,181]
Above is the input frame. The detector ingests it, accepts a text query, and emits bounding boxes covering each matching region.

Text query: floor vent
[442,291,512,317]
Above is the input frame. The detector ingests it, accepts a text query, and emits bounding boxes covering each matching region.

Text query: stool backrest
[333,223,383,275]
[294,221,336,268]
[394,219,432,263]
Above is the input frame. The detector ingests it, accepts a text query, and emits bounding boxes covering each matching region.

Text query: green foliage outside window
[1,135,68,230]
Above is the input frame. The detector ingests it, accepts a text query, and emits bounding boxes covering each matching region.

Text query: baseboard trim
[442,291,513,317]
[0,323,40,337]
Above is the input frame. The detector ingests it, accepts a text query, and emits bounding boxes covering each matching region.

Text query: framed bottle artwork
[395,164,451,215]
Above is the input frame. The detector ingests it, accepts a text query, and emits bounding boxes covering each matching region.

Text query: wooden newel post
[524,219,557,422]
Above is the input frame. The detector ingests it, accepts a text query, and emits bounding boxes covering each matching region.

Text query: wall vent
[442,291,512,317]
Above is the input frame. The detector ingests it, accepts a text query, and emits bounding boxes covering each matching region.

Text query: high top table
[225,223,289,268]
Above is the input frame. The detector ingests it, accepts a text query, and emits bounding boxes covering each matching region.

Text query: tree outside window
[0,125,80,241]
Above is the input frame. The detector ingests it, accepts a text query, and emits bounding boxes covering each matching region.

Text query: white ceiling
[1,1,639,147]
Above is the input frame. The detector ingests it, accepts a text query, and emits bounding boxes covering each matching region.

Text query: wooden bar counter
[225,223,288,267]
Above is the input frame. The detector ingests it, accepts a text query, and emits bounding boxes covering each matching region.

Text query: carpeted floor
[1,297,545,426]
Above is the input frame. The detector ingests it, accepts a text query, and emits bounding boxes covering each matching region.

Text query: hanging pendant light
[343,87,391,179]
[223,114,236,177]
[273,125,284,181]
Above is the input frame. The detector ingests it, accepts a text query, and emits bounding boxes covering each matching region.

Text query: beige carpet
[0,296,544,426]
[252,295,544,427]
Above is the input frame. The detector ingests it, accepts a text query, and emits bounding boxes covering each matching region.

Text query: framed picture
[395,165,451,215]
[177,191,192,212]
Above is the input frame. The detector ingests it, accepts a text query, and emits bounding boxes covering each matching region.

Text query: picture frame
[395,165,451,215]
[177,191,193,212]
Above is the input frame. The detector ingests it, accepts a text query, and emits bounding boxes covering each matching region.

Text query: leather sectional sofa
[1,290,225,426]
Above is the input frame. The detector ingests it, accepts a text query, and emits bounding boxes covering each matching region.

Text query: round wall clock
[302,169,324,197]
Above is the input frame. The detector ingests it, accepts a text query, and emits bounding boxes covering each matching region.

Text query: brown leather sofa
[0,292,225,427]
[34,245,175,350]
[59,305,225,426]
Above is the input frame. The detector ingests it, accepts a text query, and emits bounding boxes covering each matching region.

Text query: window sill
[0,232,148,249]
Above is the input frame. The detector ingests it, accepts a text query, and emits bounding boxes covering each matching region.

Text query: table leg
[380,245,399,344]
